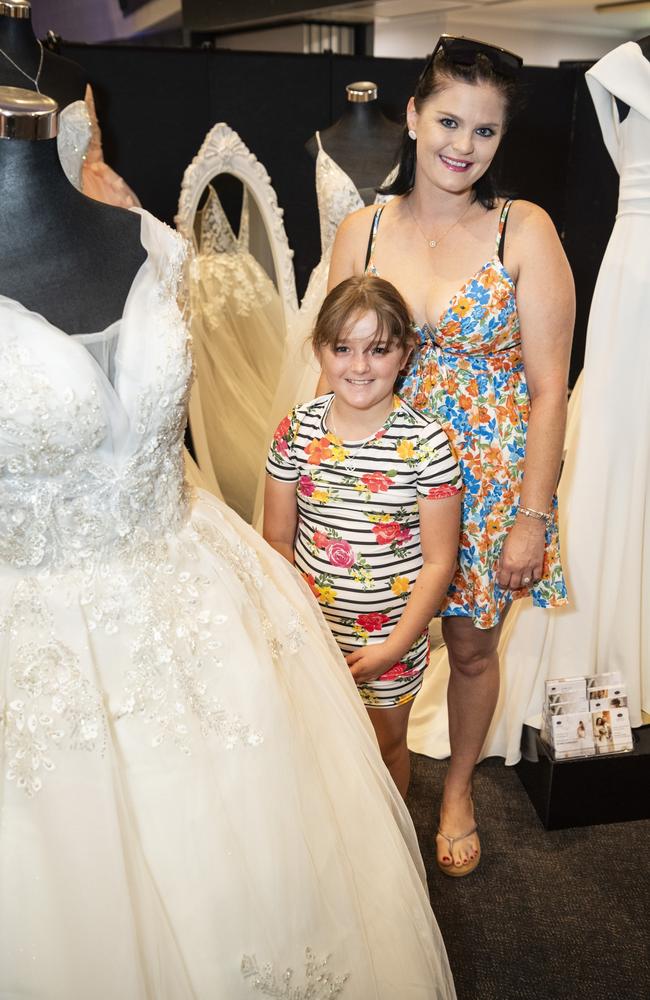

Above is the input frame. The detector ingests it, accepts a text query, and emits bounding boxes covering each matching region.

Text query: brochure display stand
[541,673,633,760]
[516,674,648,830]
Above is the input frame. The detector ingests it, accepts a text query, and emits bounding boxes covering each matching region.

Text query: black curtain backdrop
[59,43,618,385]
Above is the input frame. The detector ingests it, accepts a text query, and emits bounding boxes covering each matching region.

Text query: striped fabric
[267,393,461,707]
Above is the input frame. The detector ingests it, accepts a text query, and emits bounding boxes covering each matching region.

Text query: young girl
[264,275,462,797]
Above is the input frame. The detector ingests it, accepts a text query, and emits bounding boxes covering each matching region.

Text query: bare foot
[436,793,480,871]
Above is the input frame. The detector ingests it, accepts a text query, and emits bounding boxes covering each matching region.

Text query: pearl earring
[408,129,417,140]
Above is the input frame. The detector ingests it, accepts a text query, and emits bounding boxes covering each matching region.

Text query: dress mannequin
[305,81,400,204]
[0,87,145,334]
[0,1,86,107]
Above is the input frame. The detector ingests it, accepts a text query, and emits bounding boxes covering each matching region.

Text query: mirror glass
[188,172,286,523]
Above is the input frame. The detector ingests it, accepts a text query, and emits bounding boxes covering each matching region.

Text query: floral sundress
[367,199,567,629]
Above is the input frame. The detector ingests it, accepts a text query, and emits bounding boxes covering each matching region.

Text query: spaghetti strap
[315,130,323,151]
[364,205,385,272]
[496,199,513,263]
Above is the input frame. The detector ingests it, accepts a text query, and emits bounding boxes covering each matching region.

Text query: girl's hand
[345,643,396,684]
[497,517,546,591]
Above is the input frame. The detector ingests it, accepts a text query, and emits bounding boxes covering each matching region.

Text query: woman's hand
[345,643,396,684]
[497,517,546,591]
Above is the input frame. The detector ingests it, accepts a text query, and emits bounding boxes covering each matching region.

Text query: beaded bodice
[0,210,192,574]
[57,99,92,190]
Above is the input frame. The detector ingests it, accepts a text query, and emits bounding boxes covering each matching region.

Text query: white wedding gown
[410,40,650,763]
[252,135,393,525]
[0,208,455,999]
[57,97,220,498]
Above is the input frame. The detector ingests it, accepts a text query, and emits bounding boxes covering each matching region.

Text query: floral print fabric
[266,394,461,706]
[367,200,567,629]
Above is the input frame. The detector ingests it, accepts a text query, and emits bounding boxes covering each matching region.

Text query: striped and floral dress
[367,199,568,629]
[267,394,461,707]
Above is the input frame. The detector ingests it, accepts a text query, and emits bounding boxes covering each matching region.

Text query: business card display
[541,672,633,759]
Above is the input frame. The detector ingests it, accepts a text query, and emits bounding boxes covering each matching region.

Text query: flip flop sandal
[436,826,481,877]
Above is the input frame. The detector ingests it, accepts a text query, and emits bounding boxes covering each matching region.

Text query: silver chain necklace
[406,195,472,249]
[0,39,44,93]
[328,404,393,475]
[329,417,374,475]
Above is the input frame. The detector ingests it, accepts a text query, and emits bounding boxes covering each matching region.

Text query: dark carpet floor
[407,754,650,1000]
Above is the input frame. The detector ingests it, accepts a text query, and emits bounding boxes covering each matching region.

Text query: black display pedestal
[515,724,650,830]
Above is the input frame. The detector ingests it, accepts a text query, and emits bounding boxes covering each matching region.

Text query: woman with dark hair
[326,36,575,876]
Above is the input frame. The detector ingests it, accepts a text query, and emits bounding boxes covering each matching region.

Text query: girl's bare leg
[366,699,415,799]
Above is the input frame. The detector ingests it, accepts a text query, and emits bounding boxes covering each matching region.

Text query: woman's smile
[439,154,472,172]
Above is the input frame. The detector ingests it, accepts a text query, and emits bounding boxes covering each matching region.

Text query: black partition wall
[59,43,619,385]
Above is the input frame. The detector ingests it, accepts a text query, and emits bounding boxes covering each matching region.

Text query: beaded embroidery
[241,948,349,998]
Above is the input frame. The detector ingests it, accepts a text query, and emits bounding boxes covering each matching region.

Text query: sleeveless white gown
[498,41,650,736]
[0,208,455,999]
[410,40,650,764]
[252,135,393,525]
[57,98,221,498]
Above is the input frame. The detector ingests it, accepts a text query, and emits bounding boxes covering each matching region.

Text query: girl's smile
[317,309,410,427]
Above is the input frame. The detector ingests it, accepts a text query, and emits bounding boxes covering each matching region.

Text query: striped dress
[267,393,461,707]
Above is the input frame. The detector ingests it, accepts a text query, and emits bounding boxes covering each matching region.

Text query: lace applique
[192,520,306,664]
[315,151,364,256]
[190,185,276,321]
[57,100,92,191]
[0,337,109,569]
[199,185,245,255]
[241,948,349,998]
[1,581,107,797]
[112,551,264,754]
[191,250,276,323]
[315,150,395,256]
[0,232,193,573]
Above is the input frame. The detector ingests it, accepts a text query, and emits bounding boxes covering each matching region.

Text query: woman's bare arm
[497,201,575,591]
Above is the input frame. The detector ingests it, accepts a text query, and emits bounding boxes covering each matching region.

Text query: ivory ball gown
[0,208,455,999]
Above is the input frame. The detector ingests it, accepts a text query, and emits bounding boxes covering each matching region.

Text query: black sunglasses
[421,34,523,81]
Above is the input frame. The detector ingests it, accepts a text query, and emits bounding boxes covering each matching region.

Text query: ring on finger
[522,576,531,585]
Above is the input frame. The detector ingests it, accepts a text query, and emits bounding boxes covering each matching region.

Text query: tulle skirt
[0,490,455,999]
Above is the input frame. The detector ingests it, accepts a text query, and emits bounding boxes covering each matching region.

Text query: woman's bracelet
[516,504,551,526]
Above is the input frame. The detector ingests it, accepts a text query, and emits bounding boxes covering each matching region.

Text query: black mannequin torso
[0,11,86,107]
[0,135,146,334]
[306,90,401,205]
[614,34,649,122]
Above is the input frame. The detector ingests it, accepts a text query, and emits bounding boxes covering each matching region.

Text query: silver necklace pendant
[429,239,437,248]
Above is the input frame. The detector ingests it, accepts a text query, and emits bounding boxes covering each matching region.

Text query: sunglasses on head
[422,34,523,81]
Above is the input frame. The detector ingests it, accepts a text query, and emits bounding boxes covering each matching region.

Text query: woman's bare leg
[437,611,508,869]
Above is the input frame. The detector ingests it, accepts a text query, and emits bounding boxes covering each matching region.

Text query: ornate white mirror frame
[175,121,298,318]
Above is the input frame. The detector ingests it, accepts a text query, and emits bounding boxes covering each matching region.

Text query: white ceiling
[312,0,650,35]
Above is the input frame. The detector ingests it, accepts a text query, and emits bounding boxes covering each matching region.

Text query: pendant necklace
[328,404,392,476]
[407,195,472,249]
[0,39,44,93]
[328,417,373,476]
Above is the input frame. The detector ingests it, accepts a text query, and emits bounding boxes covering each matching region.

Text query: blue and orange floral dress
[367,199,567,629]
